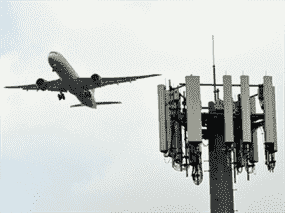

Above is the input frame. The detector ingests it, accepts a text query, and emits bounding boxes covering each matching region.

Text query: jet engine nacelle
[91,74,102,82]
[36,78,48,91]
[91,74,102,87]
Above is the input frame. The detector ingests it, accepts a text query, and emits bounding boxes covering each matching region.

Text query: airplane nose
[48,52,59,68]
[49,51,58,55]
[49,52,58,58]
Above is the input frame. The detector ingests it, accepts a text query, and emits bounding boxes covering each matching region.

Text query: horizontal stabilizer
[70,104,85,108]
[70,102,122,108]
[96,102,122,105]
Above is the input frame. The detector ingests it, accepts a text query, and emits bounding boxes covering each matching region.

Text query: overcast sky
[0,0,284,212]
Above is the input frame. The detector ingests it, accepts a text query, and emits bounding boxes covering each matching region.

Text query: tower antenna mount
[212,35,217,102]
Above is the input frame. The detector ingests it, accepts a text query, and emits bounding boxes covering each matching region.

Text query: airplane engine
[91,74,102,82]
[91,74,102,87]
[36,78,48,91]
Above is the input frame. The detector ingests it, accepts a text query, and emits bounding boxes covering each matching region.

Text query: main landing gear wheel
[58,93,65,100]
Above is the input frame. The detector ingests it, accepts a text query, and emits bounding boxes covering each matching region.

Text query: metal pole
[208,107,234,213]
[213,35,217,103]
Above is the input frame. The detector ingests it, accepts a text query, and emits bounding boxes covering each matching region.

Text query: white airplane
[5,51,161,108]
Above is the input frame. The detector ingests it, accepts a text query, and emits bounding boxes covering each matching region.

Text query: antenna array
[157,36,278,213]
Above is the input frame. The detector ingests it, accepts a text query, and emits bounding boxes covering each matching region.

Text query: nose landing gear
[52,64,57,72]
[58,92,65,100]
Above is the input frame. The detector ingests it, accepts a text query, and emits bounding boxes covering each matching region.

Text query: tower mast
[212,35,217,102]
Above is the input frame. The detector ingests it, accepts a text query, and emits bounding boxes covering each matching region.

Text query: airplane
[5,51,161,109]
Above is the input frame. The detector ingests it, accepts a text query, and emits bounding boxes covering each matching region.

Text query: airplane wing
[100,74,161,87]
[78,74,161,90]
[5,79,66,92]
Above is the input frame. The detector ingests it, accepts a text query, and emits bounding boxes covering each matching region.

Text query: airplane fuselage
[48,52,97,108]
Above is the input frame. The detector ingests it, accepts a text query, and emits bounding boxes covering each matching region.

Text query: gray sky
[1,0,284,212]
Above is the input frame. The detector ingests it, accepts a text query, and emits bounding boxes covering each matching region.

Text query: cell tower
[157,36,278,213]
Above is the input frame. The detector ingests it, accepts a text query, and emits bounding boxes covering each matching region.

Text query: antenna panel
[272,86,277,152]
[263,76,275,146]
[223,75,234,143]
[157,84,167,153]
[165,90,173,152]
[249,96,258,163]
[172,90,182,158]
[185,75,202,143]
[240,75,251,143]
[170,89,182,163]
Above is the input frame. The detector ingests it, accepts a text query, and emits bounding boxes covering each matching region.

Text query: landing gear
[58,93,65,100]
[52,64,57,72]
